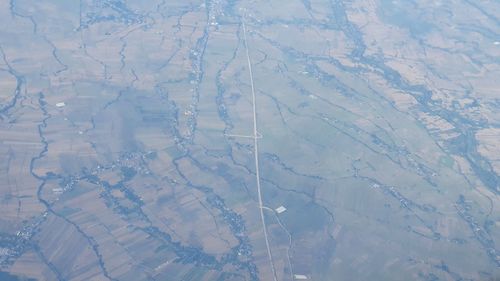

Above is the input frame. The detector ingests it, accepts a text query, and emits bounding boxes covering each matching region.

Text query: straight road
[242,20,278,281]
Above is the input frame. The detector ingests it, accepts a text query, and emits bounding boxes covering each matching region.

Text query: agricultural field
[0,0,499,280]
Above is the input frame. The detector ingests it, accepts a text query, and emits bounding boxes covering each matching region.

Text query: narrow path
[242,20,278,281]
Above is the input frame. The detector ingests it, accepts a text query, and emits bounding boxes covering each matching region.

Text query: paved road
[242,20,278,281]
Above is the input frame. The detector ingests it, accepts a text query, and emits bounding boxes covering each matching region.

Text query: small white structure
[55,102,66,108]
[275,206,287,214]
[494,41,500,45]
[294,275,308,280]
[52,188,63,194]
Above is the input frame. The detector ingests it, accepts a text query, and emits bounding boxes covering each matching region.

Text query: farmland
[0,0,499,280]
